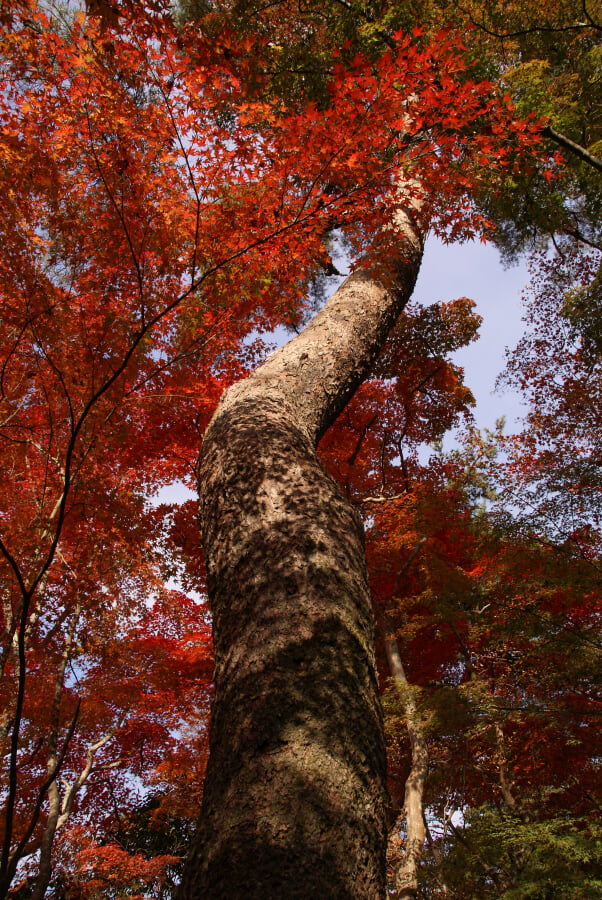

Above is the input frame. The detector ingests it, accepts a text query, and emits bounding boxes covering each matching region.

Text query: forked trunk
[180,195,424,898]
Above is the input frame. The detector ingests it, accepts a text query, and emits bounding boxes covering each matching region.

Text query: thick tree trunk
[180,197,424,898]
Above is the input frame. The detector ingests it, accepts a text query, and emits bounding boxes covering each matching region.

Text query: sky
[414,236,530,439]
[154,236,531,505]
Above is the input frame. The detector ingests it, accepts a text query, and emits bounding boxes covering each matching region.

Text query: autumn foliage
[1,0,598,897]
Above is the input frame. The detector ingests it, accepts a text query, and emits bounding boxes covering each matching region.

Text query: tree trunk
[180,195,424,898]
[385,637,428,900]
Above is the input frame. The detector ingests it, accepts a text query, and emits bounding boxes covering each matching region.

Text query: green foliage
[442,805,602,898]
[562,266,602,358]
[463,0,602,257]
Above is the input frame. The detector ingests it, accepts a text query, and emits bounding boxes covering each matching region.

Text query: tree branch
[543,125,602,174]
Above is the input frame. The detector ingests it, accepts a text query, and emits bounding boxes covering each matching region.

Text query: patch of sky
[414,236,530,448]
[250,233,531,448]
[157,235,532,509]
[151,480,198,506]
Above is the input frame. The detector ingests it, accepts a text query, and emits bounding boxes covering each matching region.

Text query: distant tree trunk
[180,193,424,898]
[385,637,428,900]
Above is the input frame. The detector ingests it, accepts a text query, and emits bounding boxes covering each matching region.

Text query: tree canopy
[0,1,600,898]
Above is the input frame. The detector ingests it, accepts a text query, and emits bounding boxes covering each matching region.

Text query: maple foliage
[0,0,550,896]
[317,261,601,894]
[318,297,481,503]
[499,245,602,557]
[363,448,602,896]
[451,0,602,259]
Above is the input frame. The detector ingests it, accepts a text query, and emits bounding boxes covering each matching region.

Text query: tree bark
[180,194,424,898]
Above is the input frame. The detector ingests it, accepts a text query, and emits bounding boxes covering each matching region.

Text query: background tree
[366,434,602,897]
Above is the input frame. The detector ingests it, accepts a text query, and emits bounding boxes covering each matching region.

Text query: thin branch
[347,412,378,466]
[0,701,80,898]
[455,3,601,39]
[362,491,409,503]
[563,225,602,252]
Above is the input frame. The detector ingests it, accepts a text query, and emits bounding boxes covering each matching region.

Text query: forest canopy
[0,1,600,897]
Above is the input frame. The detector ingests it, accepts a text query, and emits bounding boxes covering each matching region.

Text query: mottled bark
[180,197,424,898]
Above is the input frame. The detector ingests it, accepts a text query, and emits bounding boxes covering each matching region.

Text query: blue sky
[415,236,529,438]
[154,236,530,504]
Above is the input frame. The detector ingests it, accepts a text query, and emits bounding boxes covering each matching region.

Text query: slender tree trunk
[30,601,80,900]
[180,194,424,898]
[385,637,428,900]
